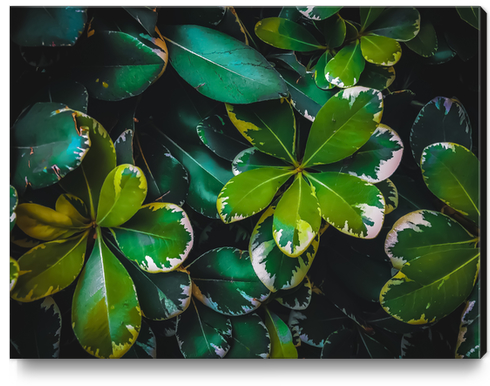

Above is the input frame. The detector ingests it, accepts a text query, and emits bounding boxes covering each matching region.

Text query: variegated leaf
[360,35,402,66]
[376,178,398,214]
[227,313,270,358]
[325,41,365,88]
[114,129,135,165]
[55,194,90,225]
[265,307,297,358]
[123,320,157,359]
[296,6,342,21]
[10,186,18,232]
[10,257,20,292]
[276,276,312,310]
[232,147,290,176]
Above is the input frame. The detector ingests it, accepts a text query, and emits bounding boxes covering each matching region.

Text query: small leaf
[276,276,312,310]
[360,35,402,66]
[404,17,438,57]
[313,51,335,90]
[357,63,396,91]
[360,7,385,31]
[96,164,148,228]
[110,203,193,273]
[297,6,342,21]
[319,13,346,48]
[366,7,420,42]
[325,41,365,88]
[10,258,20,292]
[123,320,157,359]
[455,283,481,358]
[55,194,90,225]
[114,129,135,165]
[227,313,270,359]
[232,147,290,176]
[321,328,356,358]
[267,51,307,77]
[10,186,18,232]
[254,17,325,52]
[265,307,298,358]
[376,178,398,214]
[456,7,480,30]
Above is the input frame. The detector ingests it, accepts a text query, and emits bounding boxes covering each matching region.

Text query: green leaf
[302,87,383,167]
[273,173,321,257]
[404,17,438,57]
[11,7,87,47]
[250,205,318,292]
[455,283,481,358]
[313,51,335,90]
[188,247,270,316]
[297,6,342,21]
[73,30,167,101]
[421,143,479,223]
[325,41,365,88]
[72,233,141,358]
[176,298,232,358]
[11,232,88,302]
[357,63,396,91]
[10,258,20,292]
[277,69,336,121]
[114,129,135,165]
[163,24,288,104]
[32,79,89,114]
[360,7,385,31]
[11,103,91,193]
[360,35,402,66]
[124,7,158,35]
[217,167,294,223]
[15,203,90,241]
[196,114,249,162]
[376,178,398,214]
[267,51,307,77]
[123,320,157,359]
[410,96,472,165]
[254,17,325,52]
[276,276,312,310]
[366,7,420,42]
[232,147,290,176]
[424,29,456,65]
[319,13,346,48]
[227,313,270,358]
[59,110,116,219]
[110,203,193,273]
[264,308,298,358]
[226,99,297,164]
[307,172,385,239]
[456,7,480,30]
[321,328,356,358]
[135,131,189,207]
[55,194,90,225]
[10,186,18,232]
[96,164,147,228]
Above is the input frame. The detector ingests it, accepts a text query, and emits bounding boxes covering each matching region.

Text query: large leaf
[59,110,116,219]
[11,7,87,47]
[72,30,167,101]
[72,233,141,358]
[360,35,402,66]
[163,24,288,104]
[366,7,420,42]
[11,232,88,302]
[410,96,472,164]
[227,313,270,358]
[232,147,290,176]
[188,247,270,316]
[96,164,147,228]
[110,203,193,273]
[324,41,365,88]
[297,6,342,21]
[10,103,91,193]
[254,17,325,52]
[10,186,18,232]
[302,87,383,167]
[176,298,232,358]
[306,172,385,239]
[250,205,318,292]
[226,98,297,164]
[273,173,321,257]
[265,308,297,358]
[421,143,479,223]
[217,167,294,223]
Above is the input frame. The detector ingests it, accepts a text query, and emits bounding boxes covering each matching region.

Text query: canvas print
[10,6,484,359]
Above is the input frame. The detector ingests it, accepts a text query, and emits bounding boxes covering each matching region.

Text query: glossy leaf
[360,35,402,66]
[11,103,91,193]
[96,164,147,228]
[11,233,88,302]
[72,233,141,358]
[163,24,288,104]
[250,205,318,292]
[10,258,20,292]
[421,143,479,223]
[302,87,383,167]
[297,6,342,20]
[276,276,312,310]
[227,313,270,358]
[188,247,270,316]
[111,203,193,273]
[456,7,480,30]
[325,41,365,88]
[360,7,385,31]
[59,110,116,219]
[265,308,298,358]
[404,17,438,57]
[232,147,290,176]
[273,174,321,257]
[123,320,157,359]
[254,17,325,52]
[226,99,297,164]
[424,30,456,65]
[357,63,395,90]
[455,283,481,358]
[267,51,307,77]
[376,178,398,214]
[320,13,346,48]
[176,298,232,358]
[366,7,420,42]
[11,7,87,47]
[410,96,472,164]
[114,129,135,165]
[10,186,18,232]
[314,51,335,90]
[217,167,294,223]
[307,172,385,239]
[73,30,167,101]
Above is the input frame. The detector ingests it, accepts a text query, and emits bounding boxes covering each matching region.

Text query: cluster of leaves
[10,6,482,359]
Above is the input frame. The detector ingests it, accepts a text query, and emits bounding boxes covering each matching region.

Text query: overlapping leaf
[232,147,290,176]
[324,41,365,88]
[226,313,270,358]
[265,308,297,358]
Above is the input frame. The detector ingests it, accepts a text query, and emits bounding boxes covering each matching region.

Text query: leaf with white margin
[276,276,312,310]
[376,178,398,214]
[273,173,321,257]
[250,205,318,292]
[455,282,481,358]
[110,203,193,273]
[217,167,294,224]
[360,35,402,66]
[421,142,479,224]
[176,298,232,358]
[306,171,385,239]
[296,6,342,21]
[10,186,18,232]
[384,209,478,270]
[123,320,157,359]
[265,307,297,358]
[226,313,270,358]
[324,41,365,88]
[187,247,270,316]
[96,164,148,228]
[232,147,290,176]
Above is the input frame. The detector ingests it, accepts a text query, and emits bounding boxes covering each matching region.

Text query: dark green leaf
[366,7,420,42]
[227,313,270,358]
[124,7,158,35]
[265,307,297,358]
[325,41,365,88]
[319,13,346,48]
[357,329,395,358]
[357,63,395,91]
[456,7,480,30]
[267,51,307,77]
[321,328,356,358]
[114,129,135,165]
[10,186,18,232]
[404,17,438,57]
[401,328,452,358]
[232,147,290,176]
[123,320,157,358]
[276,276,312,310]
[297,6,342,21]
[360,7,385,31]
